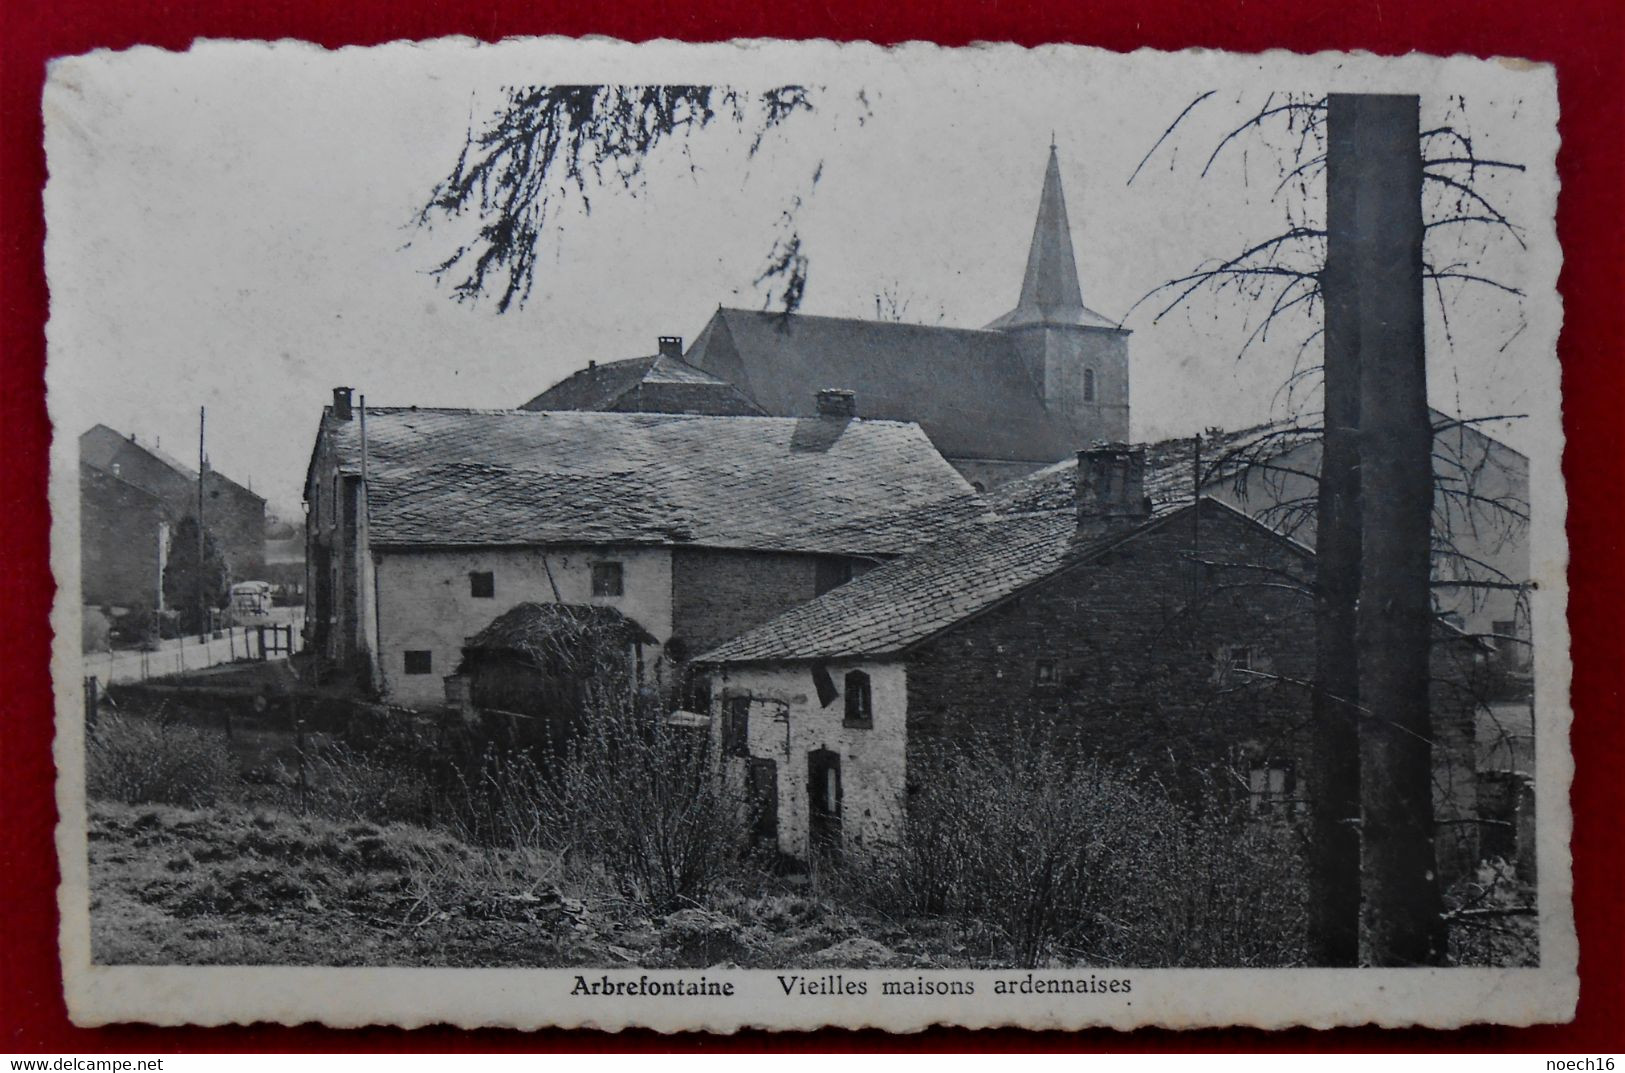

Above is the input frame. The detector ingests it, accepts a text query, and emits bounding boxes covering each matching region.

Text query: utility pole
[197,405,207,642]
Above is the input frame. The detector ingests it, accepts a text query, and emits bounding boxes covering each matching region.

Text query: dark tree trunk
[1328,93,1446,966]
[1306,96,1367,964]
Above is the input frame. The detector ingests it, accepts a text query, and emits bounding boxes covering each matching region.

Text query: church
[524,147,1129,491]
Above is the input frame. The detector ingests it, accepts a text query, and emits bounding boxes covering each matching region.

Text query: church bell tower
[987,145,1131,447]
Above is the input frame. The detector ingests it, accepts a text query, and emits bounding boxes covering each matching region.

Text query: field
[87,800,969,969]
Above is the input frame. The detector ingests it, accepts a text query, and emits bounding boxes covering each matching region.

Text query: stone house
[302,391,977,708]
[79,424,268,608]
[78,462,169,611]
[526,147,1132,492]
[989,414,1532,682]
[698,445,1487,879]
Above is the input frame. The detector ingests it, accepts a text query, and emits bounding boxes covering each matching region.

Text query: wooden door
[807,748,842,862]
[746,758,779,844]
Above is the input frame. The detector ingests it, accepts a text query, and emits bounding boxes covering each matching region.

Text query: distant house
[699,444,1487,880]
[79,424,267,609]
[520,337,766,417]
[523,147,1132,492]
[78,462,168,611]
[302,389,977,708]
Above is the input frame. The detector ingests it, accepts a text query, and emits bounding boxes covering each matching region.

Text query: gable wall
[374,545,674,709]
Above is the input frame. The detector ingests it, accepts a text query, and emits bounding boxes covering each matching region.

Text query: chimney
[1076,443,1149,531]
[332,387,354,421]
[816,388,857,419]
[658,335,683,358]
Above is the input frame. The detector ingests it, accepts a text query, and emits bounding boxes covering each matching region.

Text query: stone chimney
[1076,443,1150,531]
[332,387,354,421]
[816,388,857,419]
[658,335,683,358]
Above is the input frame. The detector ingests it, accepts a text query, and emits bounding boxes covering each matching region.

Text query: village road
[84,607,306,685]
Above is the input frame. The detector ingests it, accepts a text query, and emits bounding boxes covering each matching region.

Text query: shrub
[855,722,1308,967]
[540,683,748,912]
[87,711,239,807]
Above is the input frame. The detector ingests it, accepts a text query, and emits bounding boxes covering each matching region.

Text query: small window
[1034,659,1057,686]
[469,571,495,598]
[1227,646,1253,673]
[1248,763,1295,815]
[403,650,432,675]
[843,670,873,728]
[591,561,624,597]
[722,696,750,758]
[1083,368,1096,403]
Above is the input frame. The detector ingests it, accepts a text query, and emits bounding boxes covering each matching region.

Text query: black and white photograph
[44,38,1573,1031]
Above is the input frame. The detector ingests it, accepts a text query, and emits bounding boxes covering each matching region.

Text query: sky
[43,40,1559,517]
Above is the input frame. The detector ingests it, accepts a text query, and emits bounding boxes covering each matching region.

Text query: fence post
[257,625,266,663]
[84,676,99,732]
[294,697,308,813]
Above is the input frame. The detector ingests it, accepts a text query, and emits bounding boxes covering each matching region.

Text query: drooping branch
[415,84,828,313]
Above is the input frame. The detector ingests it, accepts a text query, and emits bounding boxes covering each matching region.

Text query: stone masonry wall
[673,548,869,656]
[904,500,1481,880]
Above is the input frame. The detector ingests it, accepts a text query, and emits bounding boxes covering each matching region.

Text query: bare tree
[1132,91,1531,966]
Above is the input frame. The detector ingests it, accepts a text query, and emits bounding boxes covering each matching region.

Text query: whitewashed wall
[372,544,673,708]
[713,659,908,862]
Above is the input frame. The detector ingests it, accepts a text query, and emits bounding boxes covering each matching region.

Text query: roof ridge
[716,305,1003,338]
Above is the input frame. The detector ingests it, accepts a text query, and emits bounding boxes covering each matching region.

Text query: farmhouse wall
[711,660,908,862]
[670,548,871,656]
[373,545,673,708]
[903,501,1481,879]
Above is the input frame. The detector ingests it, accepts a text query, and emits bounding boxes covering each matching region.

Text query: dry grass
[86,799,964,969]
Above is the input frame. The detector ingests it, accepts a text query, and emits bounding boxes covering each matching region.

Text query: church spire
[986,145,1117,331]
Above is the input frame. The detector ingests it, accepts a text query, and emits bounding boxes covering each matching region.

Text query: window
[1034,659,1057,686]
[1083,368,1096,402]
[1227,646,1253,673]
[843,670,873,728]
[403,650,433,675]
[469,570,494,598]
[722,695,750,758]
[1248,763,1295,815]
[591,561,624,597]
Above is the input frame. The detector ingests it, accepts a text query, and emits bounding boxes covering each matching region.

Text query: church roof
[985,146,1123,332]
[316,406,977,556]
[520,352,765,416]
[683,308,1079,465]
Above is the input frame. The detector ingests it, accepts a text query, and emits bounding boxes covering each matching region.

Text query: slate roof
[520,353,765,416]
[80,423,264,504]
[683,308,1080,465]
[319,407,976,556]
[464,602,659,654]
[699,507,1191,664]
[986,422,1304,518]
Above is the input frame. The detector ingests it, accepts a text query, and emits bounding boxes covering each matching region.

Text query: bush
[541,683,748,911]
[853,722,1308,967]
[87,711,239,807]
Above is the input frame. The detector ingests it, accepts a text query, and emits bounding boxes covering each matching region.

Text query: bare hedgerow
[855,721,1308,968]
[86,710,239,808]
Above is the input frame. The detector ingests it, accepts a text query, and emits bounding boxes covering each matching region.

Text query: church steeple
[986,145,1117,331]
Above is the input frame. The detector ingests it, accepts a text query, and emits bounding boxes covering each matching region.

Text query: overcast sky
[44,40,1557,516]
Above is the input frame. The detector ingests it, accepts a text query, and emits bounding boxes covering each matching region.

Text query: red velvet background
[3,0,1620,1052]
